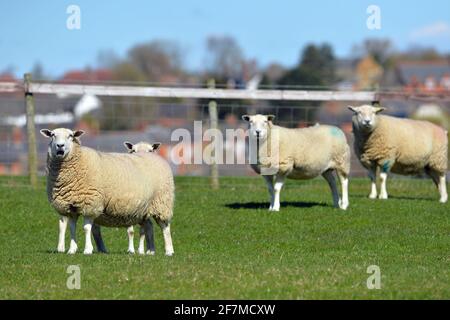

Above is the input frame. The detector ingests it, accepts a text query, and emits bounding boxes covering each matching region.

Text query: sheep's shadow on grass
[225,201,326,210]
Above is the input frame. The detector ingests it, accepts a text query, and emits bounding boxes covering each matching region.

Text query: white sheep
[349,104,448,202]
[124,141,161,154]
[123,141,161,254]
[40,128,175,255]
[91,141,163,255]
[242,114,350,211]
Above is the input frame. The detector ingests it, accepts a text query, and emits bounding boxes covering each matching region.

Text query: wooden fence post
[207,78,219,189]
[24,73,38,187]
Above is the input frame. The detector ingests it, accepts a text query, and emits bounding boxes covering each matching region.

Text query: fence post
[207,78,219,189]
[24,73,38,187]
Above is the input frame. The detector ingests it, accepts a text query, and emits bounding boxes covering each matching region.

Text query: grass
[0,175,449,299]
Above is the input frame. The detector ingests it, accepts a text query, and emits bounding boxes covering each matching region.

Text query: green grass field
[0,176,449,299]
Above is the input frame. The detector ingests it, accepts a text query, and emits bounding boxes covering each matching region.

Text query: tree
[31,62,46,80]
[261,63,285,88]
[94,40,190,131]
[127,40,184,82]
[205,35,244,81]
[96,49,120,69]
[112,62,146,82]
[276,43,337,124]
[100,63,152,131]
[304,44,336,85]
[402,45,442,60]
[278,43,337,88]
[352,38,394,68]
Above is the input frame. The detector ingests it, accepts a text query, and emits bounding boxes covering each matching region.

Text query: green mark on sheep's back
[330,127,344,138]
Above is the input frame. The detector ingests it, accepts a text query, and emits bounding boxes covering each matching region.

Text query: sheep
[242,114,350,211]
[40,128,175,255]
[123,141,161,254]
[124,141,162,153]
[90,141,164,255]
[348,103,448,203]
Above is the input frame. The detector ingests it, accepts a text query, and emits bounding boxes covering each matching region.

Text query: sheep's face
[348,104,385,132]
[124,141,161,153]
[40,128,84,160]
[242,114,275,140]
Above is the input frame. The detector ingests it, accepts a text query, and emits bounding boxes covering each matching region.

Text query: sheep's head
[124,141,161,153]
[242,114,275,140]
[40,128,84,160]
[348,104,385,132]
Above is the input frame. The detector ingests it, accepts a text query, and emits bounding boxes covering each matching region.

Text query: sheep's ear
[242,115,250,122]
[152,143,161,151]
[374,106,386,114]
[73,130,85,138]
[372,101,385,113]
[123,141,134,151]
[347,106,358,113]
[267,115,275,122]
[40,129,53,138]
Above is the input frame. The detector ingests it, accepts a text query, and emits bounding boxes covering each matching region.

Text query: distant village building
[355,55,383,90]
[440,74,450,90]
[384,60,450,93]
[60,69,114,83]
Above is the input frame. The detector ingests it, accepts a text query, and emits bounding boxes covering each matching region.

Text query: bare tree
[127,40,185,82]
[352,38,394,67]
[264,63,285,84]
[205,35,244,80]
[31,62,46,80]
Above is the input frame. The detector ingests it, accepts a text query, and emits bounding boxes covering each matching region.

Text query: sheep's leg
[67,216,78,255]
[156,219,174,256]
[138,225,145,255]
[379,172,388,199]
[322,170,340,208]
[263,175,275,210]
[92,224,108,253]
[428,169,448,203]
[336,171,349,210]
[438,174,448,203]
[272,175,285,212]
[83,217,94,255]
[368,167,378,199]
[137,220,156,255]
[127,226,135,254]
[144,219,155,255]
[427,168,440,187]
[57,215,68,253]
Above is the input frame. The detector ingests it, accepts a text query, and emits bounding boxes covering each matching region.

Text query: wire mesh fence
[0,79,449,187]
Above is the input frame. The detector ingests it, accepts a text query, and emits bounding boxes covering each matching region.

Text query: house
[384,60,450,92]
[60,69,114,83]
[355,56,383,90]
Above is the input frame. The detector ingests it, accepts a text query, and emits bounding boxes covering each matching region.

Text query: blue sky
[1,0,450,78]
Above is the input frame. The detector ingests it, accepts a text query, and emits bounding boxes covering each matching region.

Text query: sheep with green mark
[349,104,448,202]
[242,114,351,211]
[381,160,391,173]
